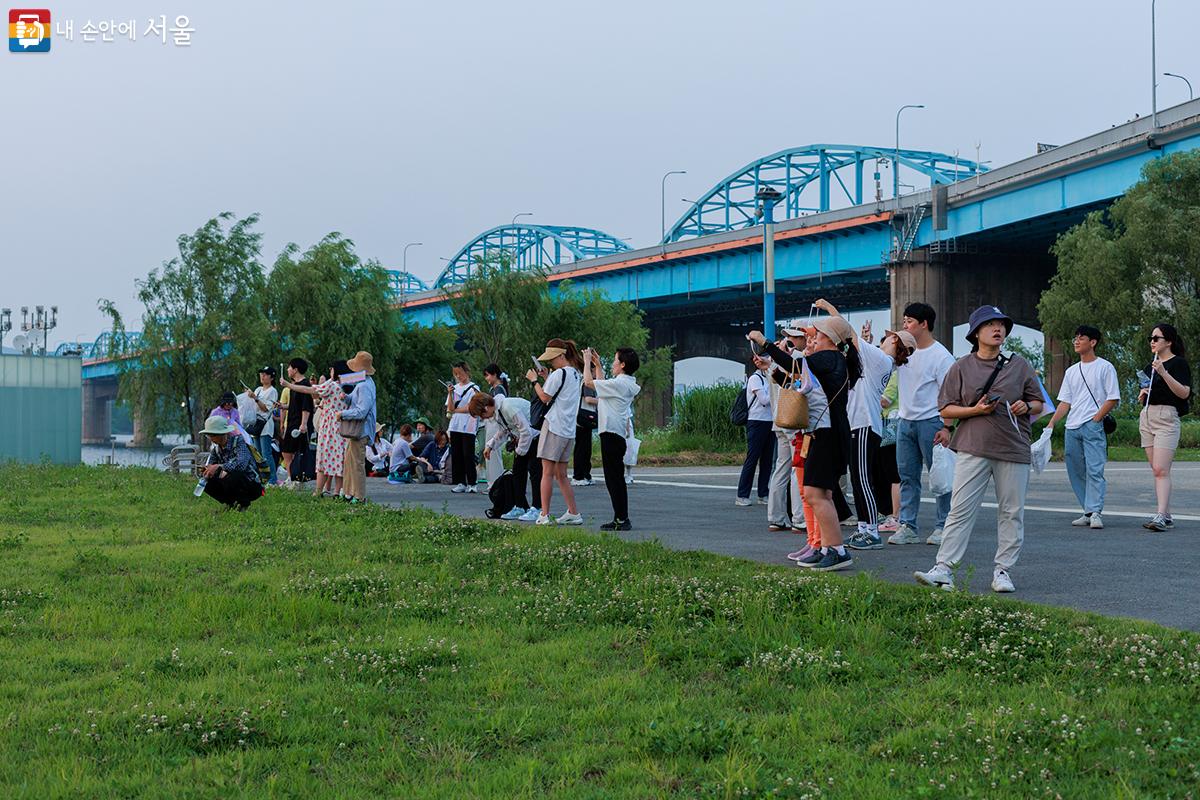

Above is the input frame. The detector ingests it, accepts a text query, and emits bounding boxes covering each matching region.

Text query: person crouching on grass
[199,416,264,511]
[526,338,585,526]
[914,306,1043,594]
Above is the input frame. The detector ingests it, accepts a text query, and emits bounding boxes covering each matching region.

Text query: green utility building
[0,354,82,464]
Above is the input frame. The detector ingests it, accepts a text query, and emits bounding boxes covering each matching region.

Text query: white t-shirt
[898,341,955,421]
[448,382,479,435]
[847,341,896,435]
[746,371,773,422]
[388,437,413,471]
[252,386,278,437]
[541,366,583,439]
[1057,357,1121,429]
[594,373,640,438]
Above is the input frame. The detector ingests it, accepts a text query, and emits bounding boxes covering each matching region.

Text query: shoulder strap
[1077,363,1104,413]
[975,354,1010,404]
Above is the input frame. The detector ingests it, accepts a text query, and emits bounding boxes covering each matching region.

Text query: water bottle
[194,476,207,497]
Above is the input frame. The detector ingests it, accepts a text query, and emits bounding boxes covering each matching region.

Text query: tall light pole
[660,170,687,249]
[401,242,423,303]
[756,186,783,338]
[511,212,532,227]
[894,104,925,205]
[1164,71,1194,100]
[1151,0,1158,128]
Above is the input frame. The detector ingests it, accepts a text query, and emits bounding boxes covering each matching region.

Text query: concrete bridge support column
[81,380,115,445]
[889,249,1054,357]
[128,406,161,448]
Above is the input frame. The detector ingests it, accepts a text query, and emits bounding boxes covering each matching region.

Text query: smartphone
[986,393,1003,405]
[530,355,542,372]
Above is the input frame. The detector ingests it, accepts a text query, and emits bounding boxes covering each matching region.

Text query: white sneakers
[926,528,944,546]
[1089,513,1104,530]
[570,478,594,487]
[991,569,1015,593]
[888,525,921,545]
[535,514,552,525]
[451,484,467,493]
[1072,512,1104,529]
[534,511,584,526]
[466,485,478,493]
[734,497,752,507]
[1071,513,1091,527]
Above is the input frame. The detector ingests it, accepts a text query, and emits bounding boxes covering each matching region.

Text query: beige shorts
[1139,404,1181,450]
[537,425,575,462]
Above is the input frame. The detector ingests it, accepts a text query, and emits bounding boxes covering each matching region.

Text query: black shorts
[280,430,308,453]
[802,428,848,491]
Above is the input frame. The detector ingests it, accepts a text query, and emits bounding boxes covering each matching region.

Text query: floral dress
[314,379,348,477]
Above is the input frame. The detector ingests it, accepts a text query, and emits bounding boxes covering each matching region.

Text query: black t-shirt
[411,433,433,456]
[287,378,315,433]
[1144,356,1193,416]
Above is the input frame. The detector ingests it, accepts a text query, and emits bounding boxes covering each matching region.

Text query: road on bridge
[368,463,1200,632]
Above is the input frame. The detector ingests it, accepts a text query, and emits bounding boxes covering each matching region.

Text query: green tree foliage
[1040,150,1200,391]
[447,258,672,421]
[101,212,272,441]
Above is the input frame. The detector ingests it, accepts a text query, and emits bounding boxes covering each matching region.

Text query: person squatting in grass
[446,362,481,494]
[811,298,917,552]
[914,306,1043,594]
[582,345,641,531]
[198,415,264,511]
[526,338,585,526]
[1044,325,1121,530]
[750,315,861,572]
[1139,323,1192,532]
[471,392,542,521]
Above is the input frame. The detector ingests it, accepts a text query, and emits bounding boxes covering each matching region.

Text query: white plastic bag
[1030,426,1054,475]
[929,444,956,496]
[623,436,641,467]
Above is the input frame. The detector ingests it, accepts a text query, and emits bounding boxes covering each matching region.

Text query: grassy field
[2,466,1200,798]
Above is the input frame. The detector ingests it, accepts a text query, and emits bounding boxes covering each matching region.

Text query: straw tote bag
[774,360,810,430]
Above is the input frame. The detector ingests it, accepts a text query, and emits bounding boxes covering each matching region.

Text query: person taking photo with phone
[1138,323,1192,531]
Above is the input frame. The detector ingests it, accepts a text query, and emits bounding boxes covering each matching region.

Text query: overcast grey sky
[3,0,1196,344]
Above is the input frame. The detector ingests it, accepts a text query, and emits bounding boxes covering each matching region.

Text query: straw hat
[809,317,856,346]
[536,346,566,362]
[347,351,375,375]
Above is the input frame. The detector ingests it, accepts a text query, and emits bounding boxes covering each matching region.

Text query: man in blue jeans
[890,303,956,546]
[1044,325,1120,529]
[245,366,279,486]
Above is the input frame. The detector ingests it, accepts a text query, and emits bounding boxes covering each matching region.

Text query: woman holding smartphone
[1139,323,1192,531]
[446,363,480,493]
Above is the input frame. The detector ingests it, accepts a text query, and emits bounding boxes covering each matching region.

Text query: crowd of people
[738,301,1193,592]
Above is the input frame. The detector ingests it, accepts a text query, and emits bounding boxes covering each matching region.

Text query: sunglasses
[1149,335,1165,343]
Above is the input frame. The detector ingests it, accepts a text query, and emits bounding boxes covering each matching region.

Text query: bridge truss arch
[663,144,987,243]
[385,270,428,297]
[435,224,632,288]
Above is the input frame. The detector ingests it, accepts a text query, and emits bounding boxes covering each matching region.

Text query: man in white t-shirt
[1045,325,1121,529]
[891,302,957,546]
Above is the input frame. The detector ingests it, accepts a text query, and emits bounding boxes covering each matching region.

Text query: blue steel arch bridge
[434,224,632,288]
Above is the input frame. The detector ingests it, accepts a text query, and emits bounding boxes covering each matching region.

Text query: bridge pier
[127,406,161,448]
[81,379,117,445]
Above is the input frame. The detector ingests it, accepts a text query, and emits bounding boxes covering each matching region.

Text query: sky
[3,0,1197,347]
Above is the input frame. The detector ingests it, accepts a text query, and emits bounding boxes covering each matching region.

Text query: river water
[81,434,192,469]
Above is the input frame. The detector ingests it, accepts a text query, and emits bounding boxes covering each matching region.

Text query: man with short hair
[891,302,956,546]
[198,416,264,511]
[387,424,419,484]
[279,357,314,483]
[1045,325,1120,529]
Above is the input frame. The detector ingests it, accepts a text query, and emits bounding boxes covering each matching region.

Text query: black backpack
[484,471,518,518]
[529,370,567,431]
[729,380,750,426]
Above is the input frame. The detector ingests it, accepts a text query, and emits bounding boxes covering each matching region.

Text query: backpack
[245,441,272,486]
[529,370,568,431]
[484,471,518,518]
[729,379,750,426]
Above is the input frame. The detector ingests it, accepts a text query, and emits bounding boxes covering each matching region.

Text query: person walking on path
[736,354,774,507]
[914,306,1043,594]
[446,363,481,494]
[282,359,349,498]
[336,351,377,504]
[482,364,509,487]
[583,346,641,531]
[526,339,585,525]
[1138,323,1192,531]
[1045,326,1120,530]
[246,366,279,486]
[751,316,860,572]
[892,302,956,547]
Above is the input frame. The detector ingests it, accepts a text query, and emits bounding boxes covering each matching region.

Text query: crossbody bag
[1078,364,1118,435]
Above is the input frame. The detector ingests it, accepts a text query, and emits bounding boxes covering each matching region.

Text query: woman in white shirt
[482,364,509,487]
[471,393,542,520]
[446,362,480,493]
[583,346,641,530]
[525,338,584,525]
[736,355,774,506]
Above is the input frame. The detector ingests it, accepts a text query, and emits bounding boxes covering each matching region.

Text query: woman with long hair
[446,362,481,493]
[281,359,349,498]
[526,338,584,525]
[1139,323,1192,531]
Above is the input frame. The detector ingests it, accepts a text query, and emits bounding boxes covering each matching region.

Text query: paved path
[368,462,1200,632]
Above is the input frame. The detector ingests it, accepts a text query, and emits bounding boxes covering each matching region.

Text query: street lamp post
[660,170,687,251]
[1164,71,1194,100]
[756,186,783,338]
[1152,0,1158,128]
[401,242,423,303]
[894,104,925,205]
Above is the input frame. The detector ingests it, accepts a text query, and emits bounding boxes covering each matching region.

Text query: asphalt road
[368,461,1200,632]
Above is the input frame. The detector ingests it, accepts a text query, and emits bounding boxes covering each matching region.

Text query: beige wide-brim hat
[536,346,566,362]
[200,415,236,436]
[886,329,918,353]
[347,350,375,375]
[809,317,856,347]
